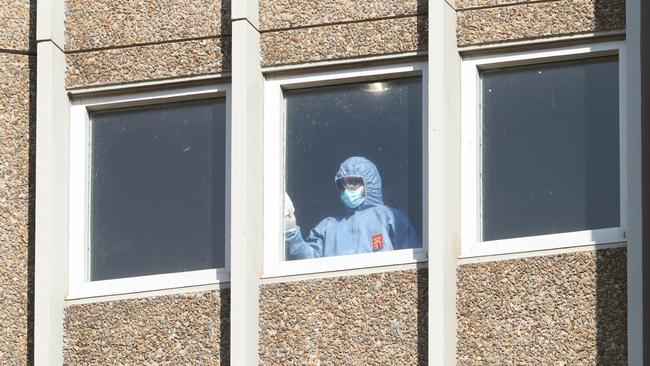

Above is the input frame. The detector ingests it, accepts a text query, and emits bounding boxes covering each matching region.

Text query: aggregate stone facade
[261,16,427,67]
[63,289,230,365]
[455,0,543,8]
[453,0,629,363]
[4,0,634,364]
[259,0,426,30]
[259,269,428,365]
[457,248,628,365]
[64,0,231,88]
[66,37,231,88]
[0,51,35,366]
[0,0,35,363]
[259,0,427,67]
[64,0,230,51]
[456,0,626,47]
[0,0,34,51]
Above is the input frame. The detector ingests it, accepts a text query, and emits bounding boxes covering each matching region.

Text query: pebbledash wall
[64,0,231,88]
[60,0,232,364]
[60,0,430,364]
[0,0,35,364]
[453,0,629,365]
[0,0,639,365]
[257,1,428,365]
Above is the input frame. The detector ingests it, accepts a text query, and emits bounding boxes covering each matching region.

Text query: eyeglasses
[337,176,364,191]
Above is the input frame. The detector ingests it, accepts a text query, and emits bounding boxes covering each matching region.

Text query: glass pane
[90,99,226,281]
[481,58,620,241]
[284,77,423,260]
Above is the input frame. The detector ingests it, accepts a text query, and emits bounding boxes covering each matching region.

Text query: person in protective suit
[284,156,421,259]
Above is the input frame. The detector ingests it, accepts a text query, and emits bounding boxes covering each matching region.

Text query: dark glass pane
[284,77,423,260]
[481,58,620,241]
[90,99,226,281]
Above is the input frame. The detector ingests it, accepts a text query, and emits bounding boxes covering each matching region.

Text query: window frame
[68,84,231,299]
[262,62,429,278]
[460,41,627,258]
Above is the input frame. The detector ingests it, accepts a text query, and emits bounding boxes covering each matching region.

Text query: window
[264,62,428,277]
[461,42,626,257]
[68,85,230,298]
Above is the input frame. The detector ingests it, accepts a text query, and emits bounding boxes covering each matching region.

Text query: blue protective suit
[286,157,421,259]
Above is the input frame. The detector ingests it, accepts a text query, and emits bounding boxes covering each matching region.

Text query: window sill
[262,248,427,279]
[67,268,229,300]
[460,227,624,258]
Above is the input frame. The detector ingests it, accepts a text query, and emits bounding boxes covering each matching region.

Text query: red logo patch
[372,234,384,251]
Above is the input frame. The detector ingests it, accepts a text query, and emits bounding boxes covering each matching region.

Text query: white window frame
[68,84,231,299]
[460,41,627,258]
[262,62,429,278]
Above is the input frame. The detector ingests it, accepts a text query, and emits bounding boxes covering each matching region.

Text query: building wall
[64,0,231,88]
[454,1,628,363]
[455,0,625,47]
[61,1,232,363]
[40,0,632,364]
[0,0,35,364]
[63,289,229,365]
[259,269,427,365]
[457,248,627,364]
[257,2,429,364]
[259,0,427,66]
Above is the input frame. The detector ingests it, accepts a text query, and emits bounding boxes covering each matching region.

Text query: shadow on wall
[592,1,628,364]
[220,288,231,365]
[220,0,232,73]
[417,265,428,365]
[596,249,628,364]
[219,1,231,363]
[27,0,37,364]
[593,0,626,31]
[417,0,428,54]
[633,0,650,360]
[415,1,427,363]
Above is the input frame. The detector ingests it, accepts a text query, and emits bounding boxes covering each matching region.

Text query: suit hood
[334,156,383,209]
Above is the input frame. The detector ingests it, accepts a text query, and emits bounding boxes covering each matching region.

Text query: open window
[263,62,428,277]
[68,84,231,298]
[460,42,626,257]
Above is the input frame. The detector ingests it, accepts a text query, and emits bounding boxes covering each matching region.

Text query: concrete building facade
[0,0,646,364]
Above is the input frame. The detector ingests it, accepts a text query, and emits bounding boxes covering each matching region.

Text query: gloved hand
[284,192,297,232]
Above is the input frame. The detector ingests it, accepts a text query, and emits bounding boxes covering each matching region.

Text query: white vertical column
[625,0,643,364]
[230,0,264,365]
[428,1,460,365]
[34,0,69,364]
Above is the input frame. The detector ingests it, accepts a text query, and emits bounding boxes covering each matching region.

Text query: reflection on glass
[283,77,423,260]
[481,58,619,241]
[90,99,226,280]
[360,82,391,93]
